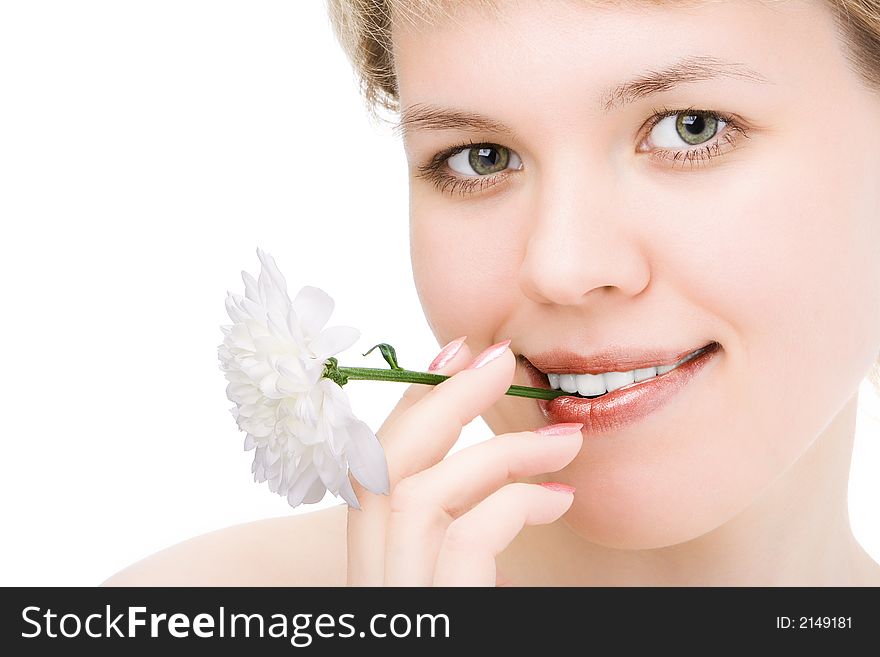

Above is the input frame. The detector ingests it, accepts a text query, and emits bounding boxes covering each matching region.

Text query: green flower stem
[337,366,569,401]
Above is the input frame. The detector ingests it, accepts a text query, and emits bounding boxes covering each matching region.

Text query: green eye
[468,145,510,175]
[675,112,720,146]
[446,144,522,177]
[646,109,728,152]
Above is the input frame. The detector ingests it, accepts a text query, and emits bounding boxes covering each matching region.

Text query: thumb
[376,336,472,439]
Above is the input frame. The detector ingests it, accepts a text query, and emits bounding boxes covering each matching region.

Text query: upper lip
[522,341,717,375]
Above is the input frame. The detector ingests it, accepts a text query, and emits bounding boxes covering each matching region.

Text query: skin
[102,0,880,587]
[382,0,880,585]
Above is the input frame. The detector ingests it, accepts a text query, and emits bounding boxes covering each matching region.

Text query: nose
[518,160,651,307]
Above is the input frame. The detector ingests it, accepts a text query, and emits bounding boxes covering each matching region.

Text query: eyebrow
[393,55,771,139]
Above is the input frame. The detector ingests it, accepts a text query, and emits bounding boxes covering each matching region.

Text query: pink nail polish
[464,339,512,370]
[428,335,467,372]
[535,423,584,436]
[539,482,576,494]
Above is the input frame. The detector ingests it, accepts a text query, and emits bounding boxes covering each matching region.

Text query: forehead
[388,0,719,28]
[389,0,829,125]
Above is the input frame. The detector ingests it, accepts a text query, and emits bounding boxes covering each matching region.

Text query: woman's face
[393,0,880,549]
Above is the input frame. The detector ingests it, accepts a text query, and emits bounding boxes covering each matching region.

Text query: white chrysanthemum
[217,247,390,510]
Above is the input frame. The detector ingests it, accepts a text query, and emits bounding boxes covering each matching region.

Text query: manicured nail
[464,339,512,370]
[535,422,584,436]
[539,482,576,494]
[428,335,468,372]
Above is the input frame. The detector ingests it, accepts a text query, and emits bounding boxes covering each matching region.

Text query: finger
[348,339,515,586]
[382,341,517,484]
[433,482,576,586]
[394,425,583,518]
[345,336,472,586]
[377,335,472,439]
[355,341,513,585]
[383,427,583,585]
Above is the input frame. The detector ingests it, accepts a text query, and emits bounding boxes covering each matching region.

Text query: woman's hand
[345,339,583,586]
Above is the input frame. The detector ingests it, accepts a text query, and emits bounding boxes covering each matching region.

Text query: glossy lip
[526,342,714,375]
[522,342,721,435]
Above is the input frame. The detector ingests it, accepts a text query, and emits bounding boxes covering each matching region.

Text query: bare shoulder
[101,504,349,586]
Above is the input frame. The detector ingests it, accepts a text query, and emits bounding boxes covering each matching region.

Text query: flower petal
[311,446,341,485]
[280,452,311,491]
[302,476,327,504]
[258,372,283,399]
[240,296,267,323]
[285,307,306,345]
[242,270,260,303]
[221,251,372,511]
[276,356,311,389]
[338,475,361,510]
[224,292,250,324]
[309,325,360,361]
[344,419,390,495]
[256,248,291,300]
[286,465,319,508]
[292,286,335,338]
[227,381,260,405]
[267,454,284,479]
[267,309,294,344]
[319,378,355,425]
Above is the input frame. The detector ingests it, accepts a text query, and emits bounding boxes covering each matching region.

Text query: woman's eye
[416,109,746,197]
[446,145,523,176]
[647,111,726,149]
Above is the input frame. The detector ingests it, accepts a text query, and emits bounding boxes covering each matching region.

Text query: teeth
[602,370,635,393]
[546,347,708,394]
[633,366,658,382]
[576,372,606,396]
[559,374,579,393]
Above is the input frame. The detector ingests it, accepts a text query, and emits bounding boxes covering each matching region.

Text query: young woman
[104,0,880,586]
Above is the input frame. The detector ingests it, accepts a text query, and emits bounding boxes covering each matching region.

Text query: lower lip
[526,343,721,435]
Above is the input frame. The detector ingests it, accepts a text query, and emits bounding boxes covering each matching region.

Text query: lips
[521,342,721,434]
[525,342,716,375]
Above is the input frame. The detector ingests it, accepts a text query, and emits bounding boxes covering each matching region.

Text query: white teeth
[545,347,708,394]
[559,373,579,393]
[576,372,606,396]
[602,370,635,393]
[633,366,657,382]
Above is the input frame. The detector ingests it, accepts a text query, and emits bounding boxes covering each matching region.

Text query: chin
[562,499,727,550]
[557,460,746,550]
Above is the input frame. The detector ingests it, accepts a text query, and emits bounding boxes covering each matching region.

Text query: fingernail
[428,335,468,372]
[535,423,584,436]
[539,482,576,494]
[465,339,512,370]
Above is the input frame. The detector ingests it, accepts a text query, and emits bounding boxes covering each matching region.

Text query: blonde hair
[326,0,880,395]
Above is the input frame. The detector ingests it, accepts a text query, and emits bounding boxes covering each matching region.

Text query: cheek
[579,139,880,548]
[696,131,880,409]
[410,196,522,340]
[645,112,880,432]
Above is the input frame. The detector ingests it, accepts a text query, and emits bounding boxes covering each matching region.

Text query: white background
[1,1,878,586]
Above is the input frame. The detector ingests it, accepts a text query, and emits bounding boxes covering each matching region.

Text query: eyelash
[415,105,750,197]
